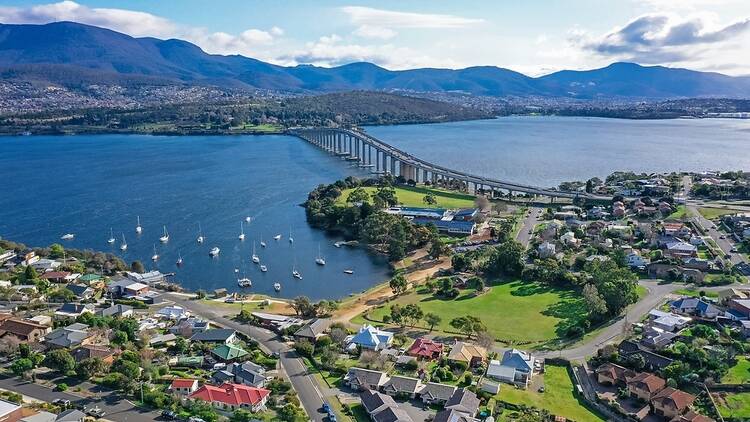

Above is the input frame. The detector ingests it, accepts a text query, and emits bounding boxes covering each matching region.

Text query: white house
[347,325,394,351]
[626,252,649,269]
[486,349,536,388]
[538,242,556,259]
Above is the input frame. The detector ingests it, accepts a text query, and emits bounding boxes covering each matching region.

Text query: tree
[23,265,38,283]
[424,313,442,332]
[294,340,314,358]
[451,253,471,272]
[49,243,65,258]
[389,274,408,296]
[111,357,140,380]
[291,296,317,318]
[586,259,639,317]
[423,193,437,206]
[471,276,485,292]
[44,349,76,374]
[583,284,608,321]
[346,187,370,204]
[112,330,129,345]
[10,358,34,376]
[76,357,106,379]
[130,260,145,274]
[449,315,486,339]
[373,186,398,209]
[429,237,449,259]
[486,240,524,276]
[402,304,424,327]
[474,196,490,210]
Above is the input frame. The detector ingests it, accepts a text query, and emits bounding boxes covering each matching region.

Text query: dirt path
[332,248,452,324]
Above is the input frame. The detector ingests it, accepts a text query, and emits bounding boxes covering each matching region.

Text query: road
[162,294,328,422]
[686,201,746,266]
[516,206,543,248]
[0,376,160,422]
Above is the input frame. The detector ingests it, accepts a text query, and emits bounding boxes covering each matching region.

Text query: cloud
[0,1,284,59]
[353,25,397,40]
[573,13,750,64]
[341,6,482,29]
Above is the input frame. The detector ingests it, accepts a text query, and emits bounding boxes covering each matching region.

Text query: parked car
[53,399,71,408]
[321,403,331,413]
[161,410,177,420]
[85,407,105,418]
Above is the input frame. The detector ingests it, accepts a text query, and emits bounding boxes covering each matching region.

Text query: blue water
[0,134,388,300]
[368,116,750,187]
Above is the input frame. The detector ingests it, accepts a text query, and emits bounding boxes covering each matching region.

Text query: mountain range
[1,21,750,99]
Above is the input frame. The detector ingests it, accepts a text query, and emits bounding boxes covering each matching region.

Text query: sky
[0,0,749,76]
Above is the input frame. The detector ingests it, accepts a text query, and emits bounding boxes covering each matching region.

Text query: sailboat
[107,228,115,244]
[251,242,260,264]
[315,243,326,266]
[273,234,282,241]
[135,216,142,234]
[159,225,169,243]
[289,227,294,244]
[176,251,183,266]
[260,234,267,248]
[237,269,251,287]
[151,245,159,261]
[260,264,268,272]
[197,223,205,244]
[61,233,75,240]
[344,269,354,274]
[238,221,245,241]
[245,216,252,223]
[120,233,128,251]
[209,246,220,257]
[273,282,281,292]
[292,258,302,279]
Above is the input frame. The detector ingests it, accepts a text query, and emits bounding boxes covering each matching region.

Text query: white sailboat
[289,227,294,244]
[292,258,302,279]
[273,234,282,241]
[135,216,142,234]
[344,269,354,274]
[176,251,183,266]
[238,221,245,241]
[245,216,252,223]
[315,243,326,266]
[237,269,251,287]
[260,264,268,272]
[120,233,128,251]
[260,234,267,248]
[197,223,205,244]
[273,282,281,292]
[209,246,220,257]
[107,228,115,244]
[251,242,260,264]
[159,225,169,243]
[151,245,159,261]
[61,233,75,240]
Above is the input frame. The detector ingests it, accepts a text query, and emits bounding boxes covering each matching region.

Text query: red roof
[407,338,444,358]
[189,383,270,406]
[40,271,70,280]
[171,378,197,389]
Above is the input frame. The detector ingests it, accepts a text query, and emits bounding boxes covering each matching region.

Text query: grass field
[724,357,750,384]
[354,280,588,347]
[674,288,719,299]
[699,207,737,220]
[498,364,605,422]
[668,205,689,220]
[337,185,476,209]
[715,391,750,419]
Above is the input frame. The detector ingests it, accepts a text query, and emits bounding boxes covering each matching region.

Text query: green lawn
[715,391,750,419]
[497,364,605,422]
[337,185,476,209]
[668,205,689,220]
[674,288,719,299]
[724,357,750,384]
[699,207,736,220]
[355,280,588,347]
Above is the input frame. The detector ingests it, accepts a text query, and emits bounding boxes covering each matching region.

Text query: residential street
[516,206,543,248]
[687,200,747,266]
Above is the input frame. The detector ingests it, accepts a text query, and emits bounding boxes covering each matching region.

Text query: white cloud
[0,1,284,60]
[353,25,397,40]
[341,6,483,29]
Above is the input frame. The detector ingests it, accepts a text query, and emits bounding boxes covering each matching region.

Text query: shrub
[55,383,68,391]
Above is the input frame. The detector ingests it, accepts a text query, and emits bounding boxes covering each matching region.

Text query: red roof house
[169,378,199,396]
[407,338,444,360]
[40,271,71,283]
[189,383,270,412]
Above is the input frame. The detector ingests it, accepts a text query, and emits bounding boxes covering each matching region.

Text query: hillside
[2,21,750,99]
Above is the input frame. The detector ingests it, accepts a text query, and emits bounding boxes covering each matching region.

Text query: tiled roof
[627,372,666,393]
[189,383,269,406]
[652,387,695,411]
[407,338,443,358]
[171,378,197,389]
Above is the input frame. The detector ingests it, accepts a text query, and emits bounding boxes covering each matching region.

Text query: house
[169,378,199,396]
[618,340,674,371]
[65,284,95,300]
[433,409,480,422]
[682,258,710,271]
[728,299,750,319]
[188,383,270,413]
[20,411,57,422]
[663,222,691,238]
[641,326,679,350]
[626,252,649,269]
[406,338,443,361]
[360,390,414,422]
[595,363,637,386]
[665,242,698,259]
[169,317,210,337]
[447,341,487,367]
[553,211,577,220]
[71,345,116,365]
[537,242,556,259]
[486,349,536,387]
[347,325,394,351]
[293,318,331,342]
[250,312,304,332]
[627,373,666,401]
[418,382,457,405]
[39,271,71,283]
[31,259,61,272]
[413,217,476,235]
[718,288,750,305]
[54,409,86,422]
[648,310,691,332]
[149,333,178,347]
[382,375,421,398]
[445,388,480,416]
[677,411,715,422]
[0,399,23,422]
[651,387,696,419]
[78,273,102,285]
[191,329,238,345]
[44,323,93,349]
[96,304,134,318]
[0,318,50,342]
[123,282,149,297]
[670,298,721,319]
[560,231,580,247]
[211,344,249,362]
[344,367,388,391]
[212,361,267,388]
[54,303,94,320]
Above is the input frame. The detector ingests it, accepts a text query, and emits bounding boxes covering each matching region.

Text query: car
[720,235,726,239]
[85,407,106,418]
[321,403,331,413]
[538,386,545,393]
[528,230,533,234]
[224,298,235,303]
[52,399,71,408]
[731,247,738,252]
[161,410,177,420]
[327,414,337,422]
[725,254,732,259]
[188,417,206,422]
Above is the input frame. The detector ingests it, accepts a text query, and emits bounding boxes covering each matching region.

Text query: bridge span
[289,127,611,201]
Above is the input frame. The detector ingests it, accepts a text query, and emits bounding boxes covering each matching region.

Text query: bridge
[289,127,611,201]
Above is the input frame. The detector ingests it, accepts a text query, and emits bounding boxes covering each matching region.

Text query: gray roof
[360,390,396,414]
[97,304,133,317]
[373,406,413,422]
[20,411,56,422]
[382,375,420,394]
[294,318,331,339]
[222,361,267,387]
[65,284,93,298]
[45,324,90,348]
[56,303,92,315]
[56,409,86,422]
[346,367,386,387]
[189,328,236,342]
[419,382,456,401]
[433,409,480,422]
[445,388,480,415]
